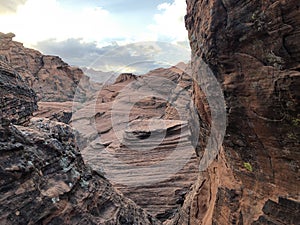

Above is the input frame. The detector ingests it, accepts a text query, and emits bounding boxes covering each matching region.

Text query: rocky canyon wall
[169,0,300,224]
[1,0,300,223]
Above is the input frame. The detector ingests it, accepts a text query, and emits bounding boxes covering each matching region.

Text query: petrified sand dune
[72,68,204,221]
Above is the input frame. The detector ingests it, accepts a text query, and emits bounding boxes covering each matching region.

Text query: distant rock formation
[71,67,207,222]
[81,67,115,83]
[168,0,300,224]
[0,32,90,102]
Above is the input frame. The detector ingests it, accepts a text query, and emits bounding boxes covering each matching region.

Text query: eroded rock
[72,67,206,222]
[0,118,160,225]
[0,32,91,101]
[170,0,300,224]
[0,60,37,125]
[0,44,160,225]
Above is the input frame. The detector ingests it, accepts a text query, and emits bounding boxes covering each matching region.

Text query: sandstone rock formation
[72,68,204,222]
[34,101,74,124]
[0,32,206,223]
[0,59,37,124]
[81,67,115,83]
[168,0,300,224]
[0,46,160,225]
[0,32,90,101]
[0,118,160,225]
[1,0,300,223]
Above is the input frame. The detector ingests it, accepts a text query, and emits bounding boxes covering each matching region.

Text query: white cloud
[0,0,27,14]
[148,0,188,43]
[36,39,190,75]
[0,0,121,47]
[0,0,190,61]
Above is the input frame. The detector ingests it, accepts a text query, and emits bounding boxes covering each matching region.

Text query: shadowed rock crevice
[0,59,37,125]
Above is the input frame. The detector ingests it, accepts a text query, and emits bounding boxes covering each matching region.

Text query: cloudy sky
[0,0,190,74]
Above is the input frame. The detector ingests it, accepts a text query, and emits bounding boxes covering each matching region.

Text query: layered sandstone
[169,0,300,224]
[2,1,299,222]
[0,118,160,225]
[0,44,160,225]
[0,59,37,124]
[72,68,205,221]
[0,32,207,223]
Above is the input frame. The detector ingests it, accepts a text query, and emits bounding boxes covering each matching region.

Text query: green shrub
[292,118,300,127]
[244,162,253,172]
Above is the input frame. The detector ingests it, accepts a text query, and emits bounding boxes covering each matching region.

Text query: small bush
[292,118,300,127]
[244,162,253,172]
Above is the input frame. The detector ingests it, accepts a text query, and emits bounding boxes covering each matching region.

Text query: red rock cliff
[168,0,299,224]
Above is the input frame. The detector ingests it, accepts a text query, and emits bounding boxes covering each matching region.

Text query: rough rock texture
[253,197,300,224]
[169,0,300,224]
[0,44,160,225]
[2,0,300,221]
[34,101,74,124]
[0,59,37,124]
[0,118,160,225]
[72,68,204,222]
[0,32,90,101]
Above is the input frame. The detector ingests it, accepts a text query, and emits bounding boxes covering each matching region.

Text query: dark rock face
[253,197,300,224]
[171,0,300,224]
[0,118,159,225]
[0,32,90,102]
[0,60,37,125]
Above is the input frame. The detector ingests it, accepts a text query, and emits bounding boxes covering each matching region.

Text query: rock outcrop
[253,197,300,224]
[0,59,37,125]
[72,67,205,222]
[2,0,300,222]
[0,32,90,101]
[0,44,160,225]
[0,118,160,225]
[0,32,205,223]
[34,101,74,124]
[169,0,300,224]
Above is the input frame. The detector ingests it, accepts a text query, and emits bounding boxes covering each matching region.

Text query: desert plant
[244,162,253,172]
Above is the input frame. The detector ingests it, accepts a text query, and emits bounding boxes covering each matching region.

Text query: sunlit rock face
[168,0,300,224]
